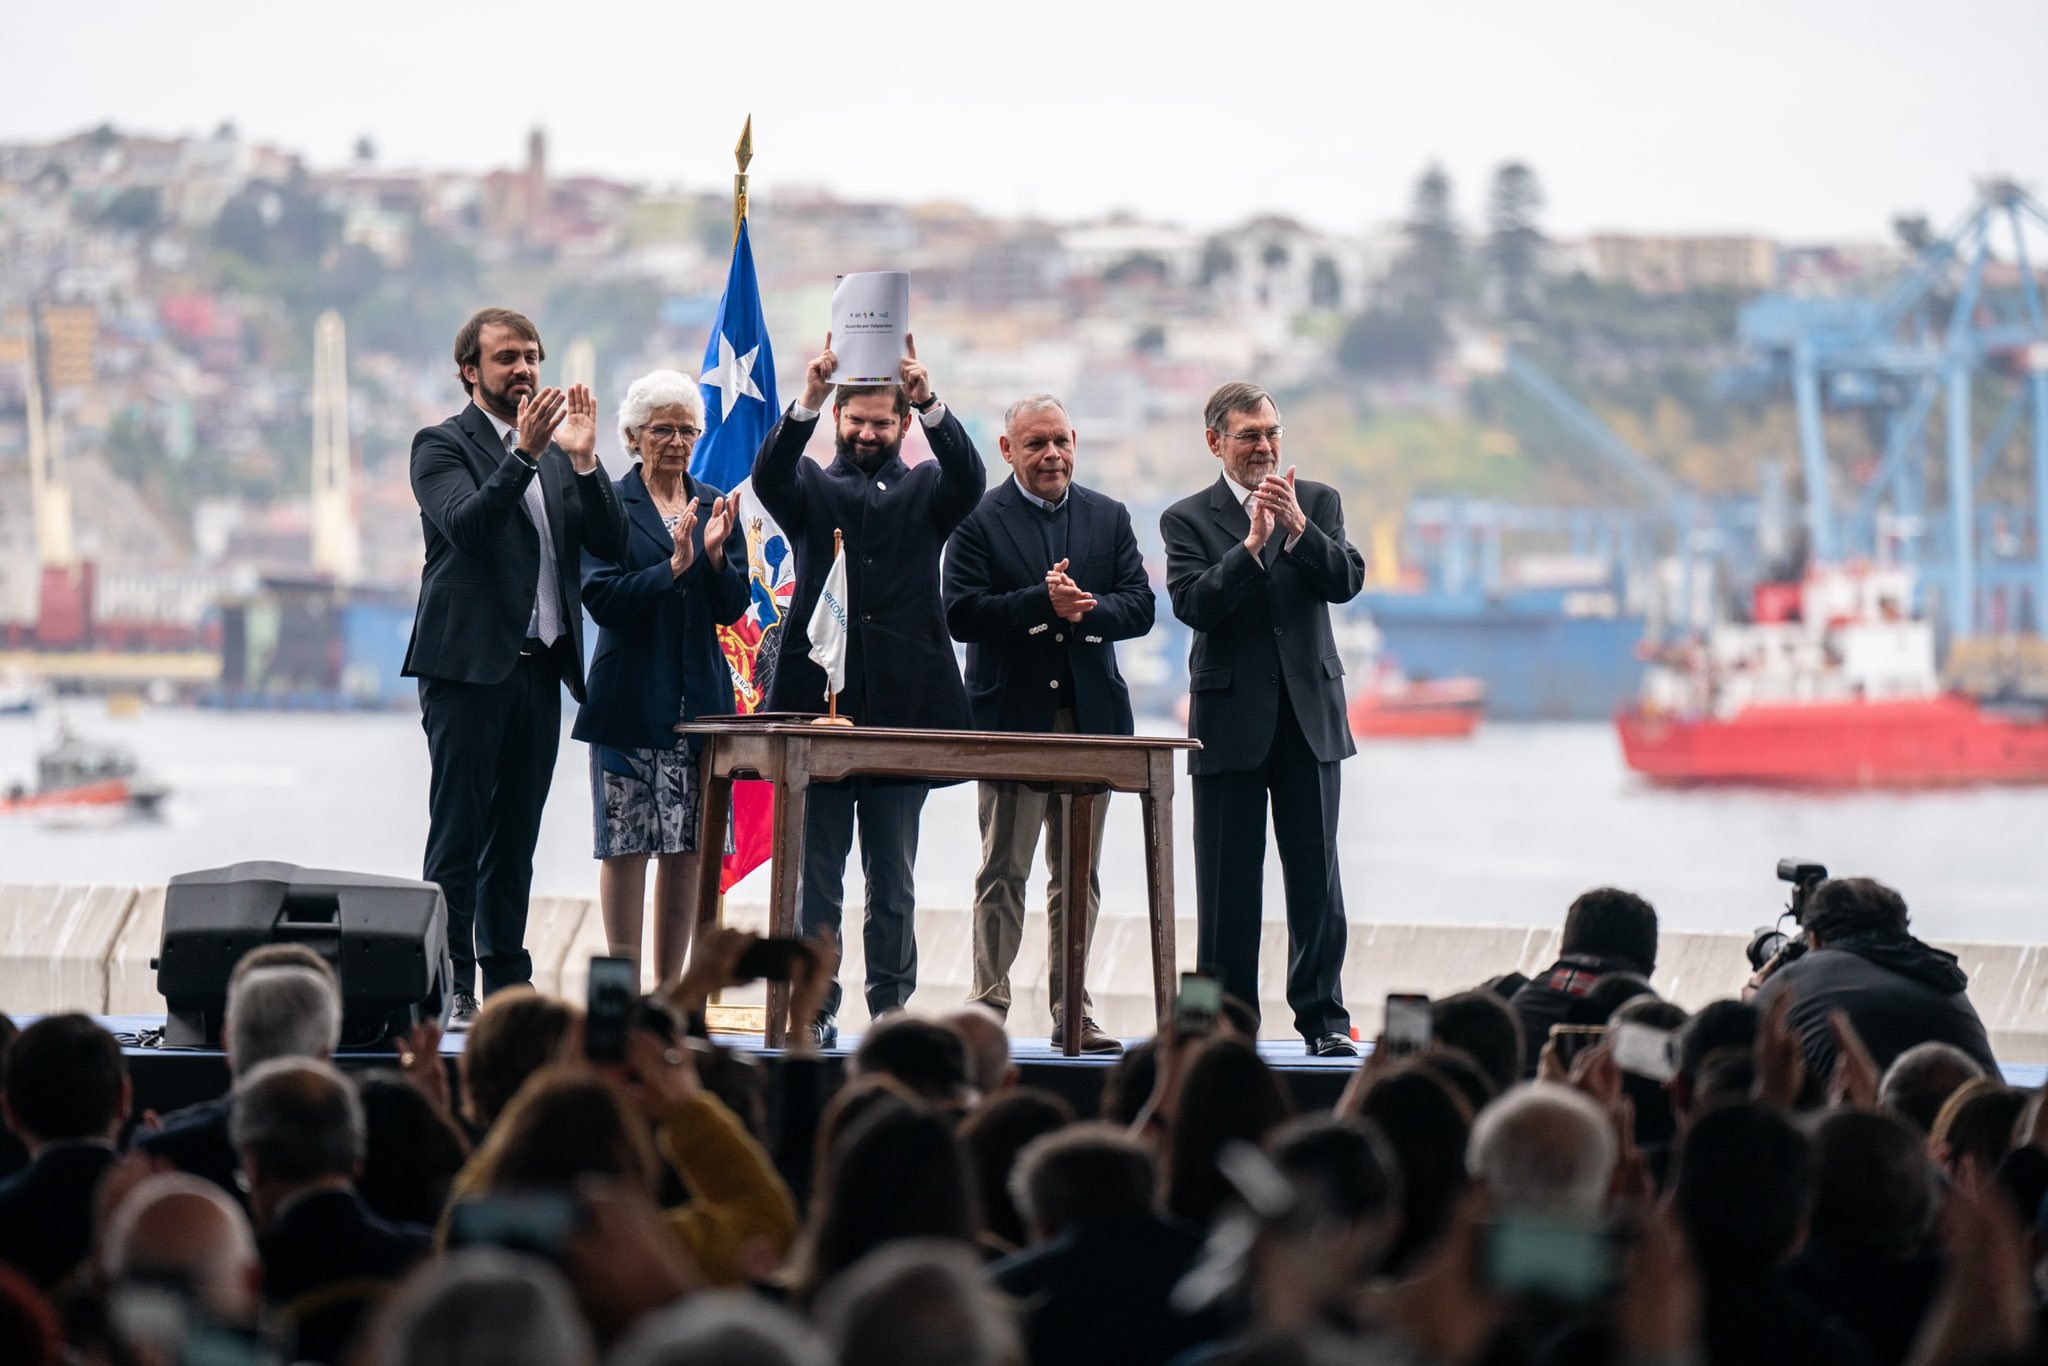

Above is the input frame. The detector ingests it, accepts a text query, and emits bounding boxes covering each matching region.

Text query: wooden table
[681,717,1198,1055]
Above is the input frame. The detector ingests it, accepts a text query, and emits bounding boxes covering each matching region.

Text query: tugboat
[1348,664,1487,739]
[1616,565,2048,787]
[1,726,168,815]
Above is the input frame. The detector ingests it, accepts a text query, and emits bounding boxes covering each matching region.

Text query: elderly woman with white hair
[572,369,747,982]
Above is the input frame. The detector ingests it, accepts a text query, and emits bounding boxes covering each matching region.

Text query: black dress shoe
[448,991,480,1030]
[809,1015,839,1050]
[1308,1032,1358,1058]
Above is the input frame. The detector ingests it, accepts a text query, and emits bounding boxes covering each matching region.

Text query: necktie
[509,429,562,645]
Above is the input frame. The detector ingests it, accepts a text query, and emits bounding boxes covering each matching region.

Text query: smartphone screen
[446,1192,585,1260]
[733,937,810,982]
[1610,1021,1677,1083]
[584,955,638,1063]
[1484,1216,1613,1304]
[1175,972,1222,1034]
[1383,993,1432,1056]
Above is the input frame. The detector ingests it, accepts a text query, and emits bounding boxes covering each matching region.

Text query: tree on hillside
[1487,161,1545,318]
[1400,162,1461,311]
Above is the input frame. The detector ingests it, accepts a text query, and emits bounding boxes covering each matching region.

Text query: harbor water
[1,702,2041,948]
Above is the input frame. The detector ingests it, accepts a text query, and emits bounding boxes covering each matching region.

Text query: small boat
[1348,665,1486,739]
[1,727,168,816]
[0,672,37,717]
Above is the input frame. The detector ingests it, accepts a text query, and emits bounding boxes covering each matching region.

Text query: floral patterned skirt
[589,739,700,858]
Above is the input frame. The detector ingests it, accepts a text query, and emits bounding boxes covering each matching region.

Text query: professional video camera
[1744,857,1828,970]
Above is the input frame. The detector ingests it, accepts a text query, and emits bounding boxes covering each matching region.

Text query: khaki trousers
[968,714,1107,1020]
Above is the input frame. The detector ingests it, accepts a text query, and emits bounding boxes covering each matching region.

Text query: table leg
[693,749,733,1001]
[1140,752,1179,1023]
[1059,790,1095,1059]
[764,759,809,1049]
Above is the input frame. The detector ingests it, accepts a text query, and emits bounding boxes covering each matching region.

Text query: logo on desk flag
[693,215,789,891]
[808,540,850,698]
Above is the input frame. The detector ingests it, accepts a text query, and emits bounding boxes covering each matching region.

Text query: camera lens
[1745,928,1788,970]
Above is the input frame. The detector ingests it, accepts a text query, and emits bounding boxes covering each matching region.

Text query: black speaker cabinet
[156,861,451,1049]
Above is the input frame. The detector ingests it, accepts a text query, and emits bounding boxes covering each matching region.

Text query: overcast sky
[12,0,2046,241]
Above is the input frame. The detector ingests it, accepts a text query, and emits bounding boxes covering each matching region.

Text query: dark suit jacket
[402,401,628,703]
[137,1094,240,1199]
[263,1187,430,1364]
[0,1142,118,1289]
[572,465,750,754]
[1160,476,1364,774]
[991,1213,1224,1366]
[750,406,985,726]
[944,480,1154,735]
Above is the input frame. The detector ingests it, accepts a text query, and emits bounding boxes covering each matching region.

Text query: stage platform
[97,1016,1359,1120]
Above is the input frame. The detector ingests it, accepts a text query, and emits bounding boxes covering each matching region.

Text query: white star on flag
[701,332,763,419]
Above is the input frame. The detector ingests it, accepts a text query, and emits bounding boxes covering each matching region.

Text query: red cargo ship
[1616,566,2048,788]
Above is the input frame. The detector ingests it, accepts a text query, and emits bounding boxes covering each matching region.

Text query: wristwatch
[512,447,538,467]
[912,393,939,413]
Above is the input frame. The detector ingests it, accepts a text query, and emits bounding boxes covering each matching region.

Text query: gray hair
[610,1291,831,1366]
[1002,394,1069,435]
[1203,381,1276,432]
[940,1006,1012,1097]
[1466,1082,1617,1221]
[617,369,705,456]
[227,966,341,1073]
[817,1240,1024,1366]
[372,1250,593,1366]
[229,1057,365,1180]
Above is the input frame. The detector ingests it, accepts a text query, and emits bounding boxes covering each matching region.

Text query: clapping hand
[1243,491,1276,554]
[1256,467,1306,538]
[701,492,739,569]
[515,386,568,458]
[1046,557,1096,622]
[667,499,700,579]
[557,384,599,474]
[800,333,838,411]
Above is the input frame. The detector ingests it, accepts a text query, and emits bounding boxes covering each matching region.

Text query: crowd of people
[0,876,2044,1366]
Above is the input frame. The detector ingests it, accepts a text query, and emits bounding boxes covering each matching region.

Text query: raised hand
[900,332,933,409]
[1257,467,1307,538]
[515,386,568,457]
[801,332,837,411]
[557,383,599,474]
[701,493,738,568]
[667,498,700,579]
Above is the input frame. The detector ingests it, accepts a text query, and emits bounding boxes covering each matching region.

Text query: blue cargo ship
[1359,588,1645,722]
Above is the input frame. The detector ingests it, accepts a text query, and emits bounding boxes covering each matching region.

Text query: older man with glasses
[572,369,748,984]
[1161,382,1366,1057]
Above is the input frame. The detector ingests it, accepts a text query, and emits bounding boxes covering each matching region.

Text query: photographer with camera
[1751,874,1996,1082]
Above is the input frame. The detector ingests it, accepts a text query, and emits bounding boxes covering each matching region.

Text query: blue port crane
[1734,180,2048,636]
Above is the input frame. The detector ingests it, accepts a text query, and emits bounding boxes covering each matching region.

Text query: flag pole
[732,115,752,244]
[814,527,854,727]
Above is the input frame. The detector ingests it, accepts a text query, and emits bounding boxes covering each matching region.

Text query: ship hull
[1350,679,1485,739]
[1616,695,2048,788]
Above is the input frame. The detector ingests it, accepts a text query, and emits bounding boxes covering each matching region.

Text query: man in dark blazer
[0,1015,129,1290]
[944,395,1154,1052]
[1161,382,1365,1056]
[752,334,985,1042]
[403,307,627,1018]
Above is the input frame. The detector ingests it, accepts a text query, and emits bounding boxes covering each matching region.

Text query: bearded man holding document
[751,330,986,1046]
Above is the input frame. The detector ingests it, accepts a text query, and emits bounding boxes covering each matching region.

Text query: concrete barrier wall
[6,885,2048,1062]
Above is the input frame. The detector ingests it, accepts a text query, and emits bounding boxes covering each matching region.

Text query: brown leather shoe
[1056,1014,1124,1055]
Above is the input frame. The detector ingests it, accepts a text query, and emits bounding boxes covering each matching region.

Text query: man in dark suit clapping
[752,334,986,1044]
[403,308,628,1020]
[944,396,1154,1053]
[1161,383,1365,1057]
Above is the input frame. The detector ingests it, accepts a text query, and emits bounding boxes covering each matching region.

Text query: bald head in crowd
[942,1007,1017,1096]
[102,1173,261,1326]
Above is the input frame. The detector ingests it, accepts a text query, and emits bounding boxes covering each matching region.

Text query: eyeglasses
[642,424,701,444]
[1217,426,1284,445]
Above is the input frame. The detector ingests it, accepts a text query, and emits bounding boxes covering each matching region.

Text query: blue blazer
[572,465,749,753]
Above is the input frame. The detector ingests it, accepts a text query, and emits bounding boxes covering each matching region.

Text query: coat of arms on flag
[691,215,791,891]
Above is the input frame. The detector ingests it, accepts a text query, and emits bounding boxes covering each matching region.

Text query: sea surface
[1,702,2043,944]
